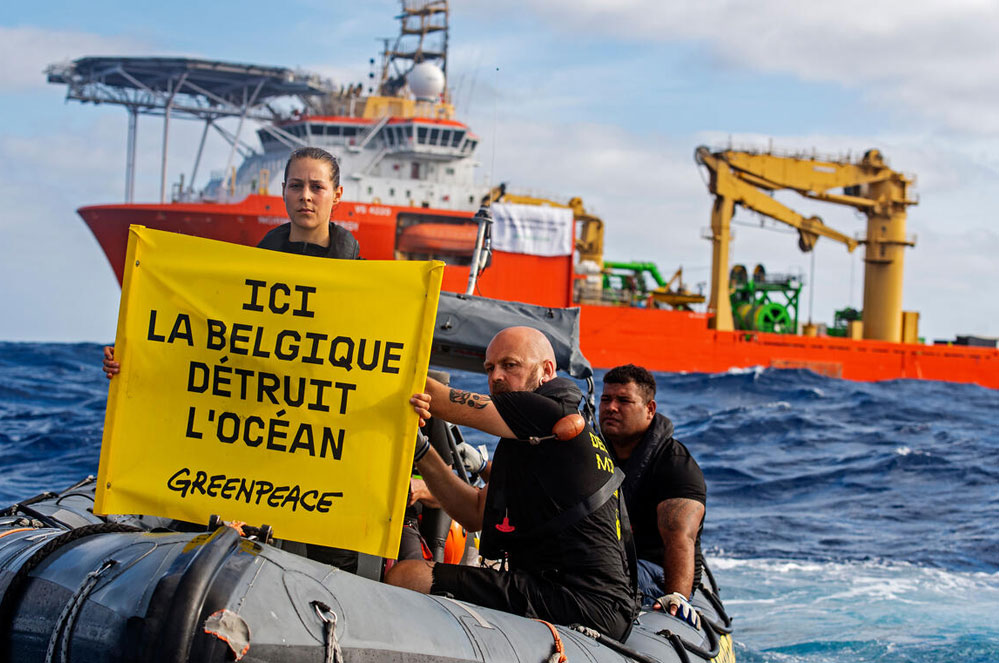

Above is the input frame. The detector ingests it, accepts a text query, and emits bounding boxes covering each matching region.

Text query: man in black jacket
[387,326,634,640]
[599,364,706,628]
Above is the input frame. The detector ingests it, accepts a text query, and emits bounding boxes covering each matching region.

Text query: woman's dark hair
[603,364,657,402]
[284,146,340,188]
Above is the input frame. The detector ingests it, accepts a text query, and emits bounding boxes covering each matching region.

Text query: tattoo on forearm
[448,388,491,409]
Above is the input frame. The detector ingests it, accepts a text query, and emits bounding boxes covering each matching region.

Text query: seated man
[387,326,634,640]
[599,364,706,627]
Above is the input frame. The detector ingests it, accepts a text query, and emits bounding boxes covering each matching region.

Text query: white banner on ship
[491,203,573,256]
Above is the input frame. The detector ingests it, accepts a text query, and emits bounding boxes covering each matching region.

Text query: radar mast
[379,1,449,99]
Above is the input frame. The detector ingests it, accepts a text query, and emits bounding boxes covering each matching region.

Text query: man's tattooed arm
[448,388,491,409]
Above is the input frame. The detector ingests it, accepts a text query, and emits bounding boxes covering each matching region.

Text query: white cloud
[0,26,150,91]
[482,0,999,134]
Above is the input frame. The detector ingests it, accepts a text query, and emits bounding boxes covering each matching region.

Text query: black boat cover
[430,292,592,379]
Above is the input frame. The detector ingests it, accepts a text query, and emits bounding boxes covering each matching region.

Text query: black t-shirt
[482,378,631,600]
[616,413,706,585]
[256,221,360,259]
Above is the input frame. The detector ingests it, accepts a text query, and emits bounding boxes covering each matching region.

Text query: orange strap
[0,527,35,540]
[534,619,567,663]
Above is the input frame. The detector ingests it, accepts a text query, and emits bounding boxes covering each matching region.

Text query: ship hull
[78,197,999,389]
[579,305,999,387]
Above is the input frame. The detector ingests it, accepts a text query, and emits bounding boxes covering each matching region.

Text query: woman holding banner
[103,147,359,378]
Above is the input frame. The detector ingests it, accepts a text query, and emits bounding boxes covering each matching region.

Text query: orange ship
[49,1,999,389]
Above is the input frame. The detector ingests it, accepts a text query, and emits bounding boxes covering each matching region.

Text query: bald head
[483,326,557,394]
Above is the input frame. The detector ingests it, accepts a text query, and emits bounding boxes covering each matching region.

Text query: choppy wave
[713,555,999,662]
[2,342,997,663]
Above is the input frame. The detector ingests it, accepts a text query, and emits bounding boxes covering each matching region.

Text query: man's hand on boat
[102,346,119,379]
[654,592,701,629]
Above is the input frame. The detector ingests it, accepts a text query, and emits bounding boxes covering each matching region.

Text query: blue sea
[2,341,997,662]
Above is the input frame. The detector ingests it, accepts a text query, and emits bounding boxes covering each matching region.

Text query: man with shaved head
[386,326,634,640]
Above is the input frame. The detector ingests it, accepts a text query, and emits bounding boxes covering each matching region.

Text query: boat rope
[657,630,693,663]
[0,523,141,663]
[699,561,733,631]
[658,622,726,663]
[568,624,661,663]
[44,559,116,663]
[533,619,566,663]
[0,527,36,541]
[311,600,344,663]
[698,588,732,633]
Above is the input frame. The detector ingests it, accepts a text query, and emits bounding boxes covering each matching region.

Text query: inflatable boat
[0,295,735,662]
[0,476,733,662]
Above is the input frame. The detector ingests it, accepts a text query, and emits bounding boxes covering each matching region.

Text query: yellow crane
[695,146,918,342]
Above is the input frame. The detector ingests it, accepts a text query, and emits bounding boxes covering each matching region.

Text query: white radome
[407,62,445,100]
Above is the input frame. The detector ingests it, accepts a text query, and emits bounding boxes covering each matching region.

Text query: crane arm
[720,148,908,199]
[723,172,859,251]
[697,147,859,252]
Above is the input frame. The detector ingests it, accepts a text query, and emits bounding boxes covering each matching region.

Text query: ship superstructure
[206,1,481,211]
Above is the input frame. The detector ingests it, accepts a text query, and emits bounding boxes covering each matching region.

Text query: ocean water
[1,342,997,662]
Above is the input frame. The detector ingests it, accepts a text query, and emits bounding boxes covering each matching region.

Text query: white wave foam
[705,554,999,650]
[722,365,766,378]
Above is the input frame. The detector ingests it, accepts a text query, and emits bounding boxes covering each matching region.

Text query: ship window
[446,167,455,175]
[429,128,440,145]
[406,126,414,140]
[466,139,478,153]
[343,127,357,137]
[367,186,373,194]
[451,131,464,146]
[411,163,420,179]
[389,188,395,196]
[440,130,451,146]
[385,129,395,145]
[310,124,322,136]
[396,127,405,143]
[417,127,428,144]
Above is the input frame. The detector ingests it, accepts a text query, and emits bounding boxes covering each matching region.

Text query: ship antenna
[487,66,499,203]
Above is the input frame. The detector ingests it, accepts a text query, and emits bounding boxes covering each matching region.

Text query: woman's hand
[103,346,120,379]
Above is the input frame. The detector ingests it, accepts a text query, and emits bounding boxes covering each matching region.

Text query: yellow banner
[96,226,443,557]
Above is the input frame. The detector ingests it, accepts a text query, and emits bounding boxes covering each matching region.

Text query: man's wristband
[414,432,431,462]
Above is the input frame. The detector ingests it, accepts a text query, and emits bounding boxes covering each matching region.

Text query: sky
[2,0,998,344]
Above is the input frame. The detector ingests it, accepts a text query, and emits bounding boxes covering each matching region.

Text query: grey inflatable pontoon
[1,477,734,663]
